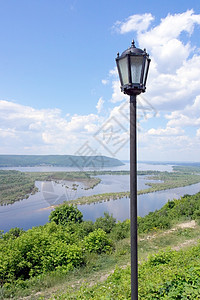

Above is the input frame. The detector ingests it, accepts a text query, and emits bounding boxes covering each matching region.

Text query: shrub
[94,212,116,234]
[84,229,113,254]
[147,249,176,266]
[49,203,83,226]
[0,222,84,283]
[2,228,24,240]
[110,219,130,241]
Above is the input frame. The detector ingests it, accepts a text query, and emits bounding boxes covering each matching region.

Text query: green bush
[94,212,116,234]
[83,229,113,254]
[49,203,83,226]
[147,249,176,266]
[0,222,84,284]
[72,220,94,239]
[137,211,171,233]
[110,219,130,241]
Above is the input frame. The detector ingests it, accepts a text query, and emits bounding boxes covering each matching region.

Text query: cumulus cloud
[112,10,200,112]
[165,95,200,127]
[0,100,100,154]
[138,129,200,161]
[114,13,154,34]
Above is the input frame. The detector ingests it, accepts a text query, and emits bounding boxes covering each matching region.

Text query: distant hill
[0,155,124,168]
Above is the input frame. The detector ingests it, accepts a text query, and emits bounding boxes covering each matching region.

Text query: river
[1,163,200,232]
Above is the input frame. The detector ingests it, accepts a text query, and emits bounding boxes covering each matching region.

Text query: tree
[49,203,83,226]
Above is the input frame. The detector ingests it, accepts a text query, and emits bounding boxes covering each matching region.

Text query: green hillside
[0,155,124,167]
[1,192,200,299]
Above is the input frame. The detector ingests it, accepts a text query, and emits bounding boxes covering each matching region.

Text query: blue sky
[0,0,200,162]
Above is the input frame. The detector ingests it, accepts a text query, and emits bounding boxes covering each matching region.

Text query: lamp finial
[131,40,136,48]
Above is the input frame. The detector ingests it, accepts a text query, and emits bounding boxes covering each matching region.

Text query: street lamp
[116,40,150,300]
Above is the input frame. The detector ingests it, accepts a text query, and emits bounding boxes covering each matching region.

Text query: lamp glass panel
[142,57,148,85]
[118,57,129,85]
[130,56,143,84]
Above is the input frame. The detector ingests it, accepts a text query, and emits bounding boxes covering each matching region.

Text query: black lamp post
[116,40,150,300]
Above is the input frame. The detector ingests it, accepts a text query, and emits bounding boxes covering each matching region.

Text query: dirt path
[139,220,197,241]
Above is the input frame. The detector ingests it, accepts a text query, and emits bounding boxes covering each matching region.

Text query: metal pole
[130,94,138,300]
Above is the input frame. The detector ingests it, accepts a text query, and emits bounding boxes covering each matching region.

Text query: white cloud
[165,95,200,128]
[0,100,101,155]
[0,128,17,138]
[110,80,128,103]
[148,126,184,136]
[96,97,104,113]
[138,10,200,53]
[114,13,154,34]
[102,79,109,85]
[138,130,200,161]
[66,114,99,133]
[113,10,200,112]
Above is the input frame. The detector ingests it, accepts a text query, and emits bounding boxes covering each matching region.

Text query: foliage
[2,227,25,240]
[137,211,171,233]
[94,212,116,233]
[0,211,118,288]
[49,203,83,225]
[110,219,130,241]
[83,229,113,254]
[54,244,200,299]
[0,222,85,284]
[138,192,200,233]
[2,192,200,298]
[0,170,38,205]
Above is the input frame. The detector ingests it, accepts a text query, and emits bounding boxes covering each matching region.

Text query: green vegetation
[137,192,200,233]
[0,170,38,205]
[49,204,83,225]
[67,191,130,205]
[0,204,117,297]
[1,192,200,299]
[173,165,200,173]
[0,171,101,205]
[58,245,200,299]
[144,171,200,192]
[0,154,124,167]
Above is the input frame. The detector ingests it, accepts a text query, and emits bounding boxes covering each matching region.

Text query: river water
[1,163,200,232]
